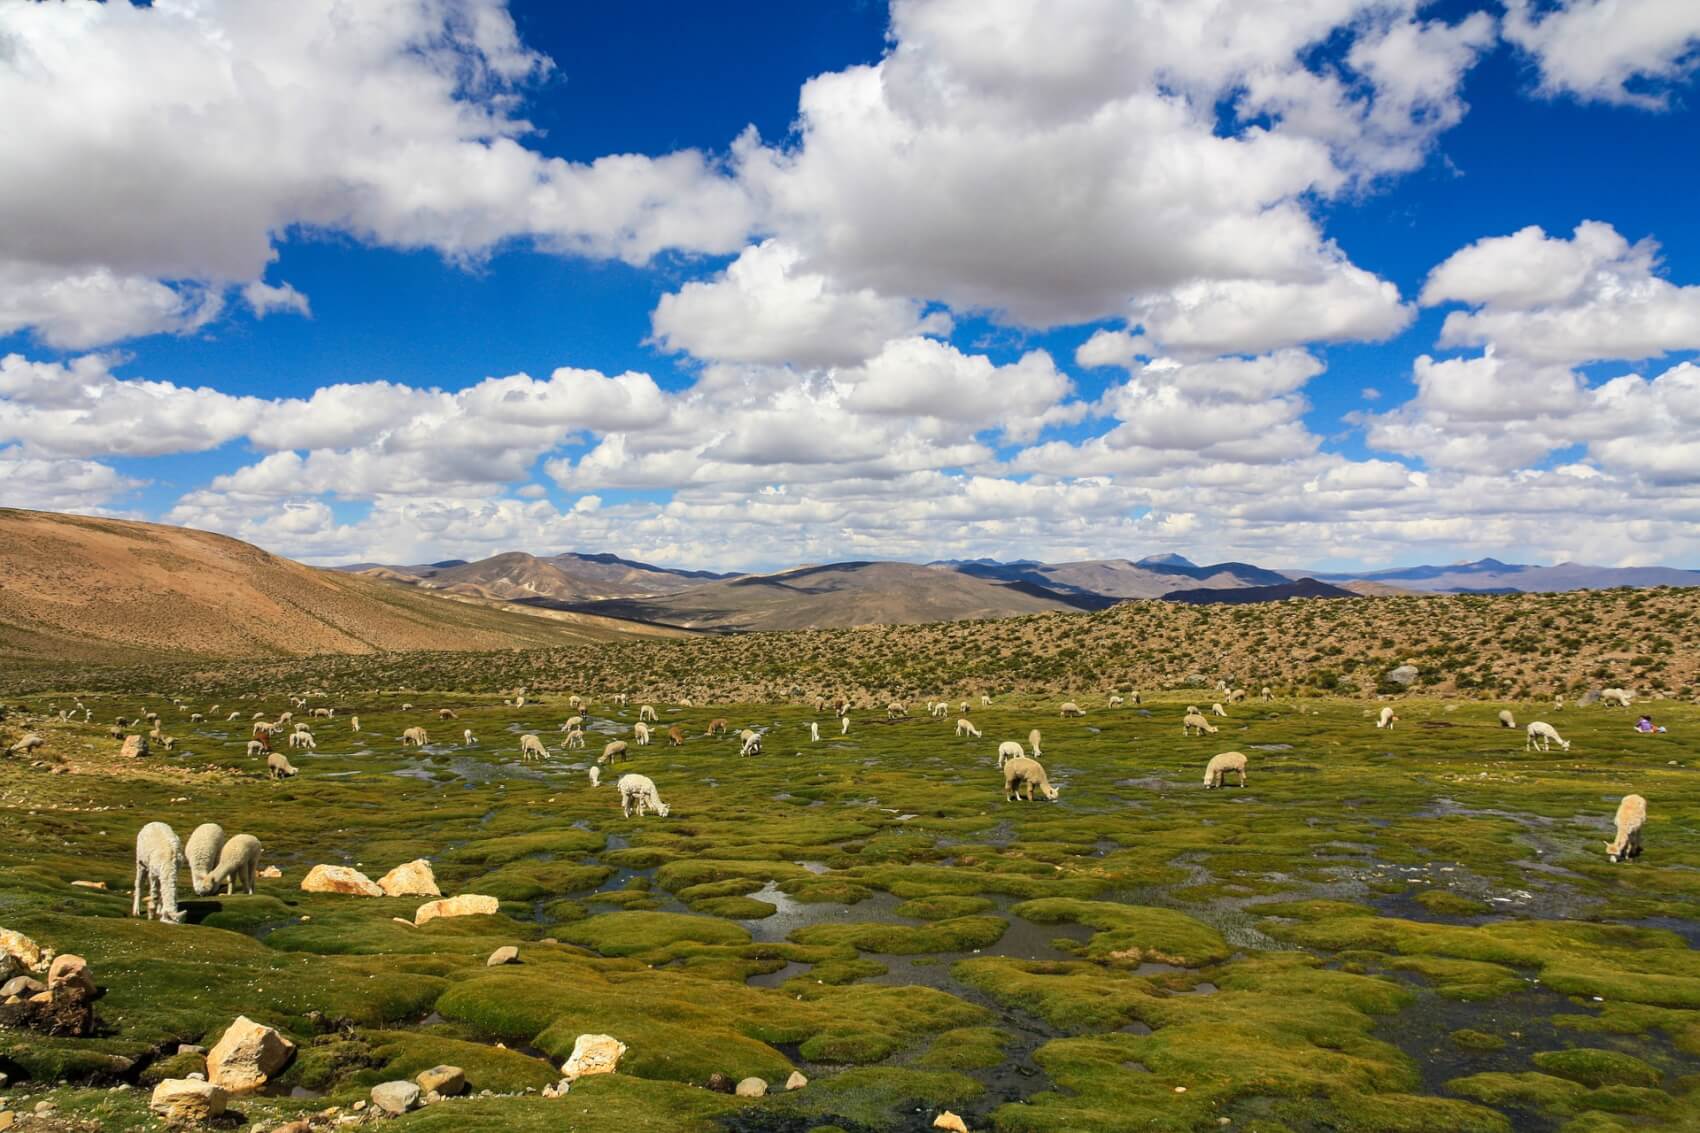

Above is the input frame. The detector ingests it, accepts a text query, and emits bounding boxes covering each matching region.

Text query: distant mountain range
[335,550,1353,631]
[1299,557,1700,594]
[333,549,1700,633]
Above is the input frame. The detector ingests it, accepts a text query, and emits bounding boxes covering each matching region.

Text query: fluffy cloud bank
[0,0,753,347]
[5,1,1700,571]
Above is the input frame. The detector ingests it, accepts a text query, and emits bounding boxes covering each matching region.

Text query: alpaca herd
[104,680,1657,933]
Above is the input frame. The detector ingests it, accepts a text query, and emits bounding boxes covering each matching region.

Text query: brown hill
[565,560,1099,631]
[0,509,686,667]
[348,550,734,603]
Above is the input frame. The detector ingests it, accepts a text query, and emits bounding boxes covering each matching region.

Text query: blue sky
[2,0,1699,571]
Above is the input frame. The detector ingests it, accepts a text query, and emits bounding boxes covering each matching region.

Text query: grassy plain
[1,687,1697,1131]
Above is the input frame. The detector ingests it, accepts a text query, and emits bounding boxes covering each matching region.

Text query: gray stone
[0,976,45,998]
[1384,665,1419,687]
[371,1080,421,1115]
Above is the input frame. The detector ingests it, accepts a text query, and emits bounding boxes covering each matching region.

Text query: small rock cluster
[0,928,96,1036]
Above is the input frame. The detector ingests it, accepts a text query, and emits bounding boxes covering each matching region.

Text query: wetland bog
[1,690,1697,1131]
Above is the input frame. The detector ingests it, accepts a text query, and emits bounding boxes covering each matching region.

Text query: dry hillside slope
[0,509,684,666]
[42,582,1700,705]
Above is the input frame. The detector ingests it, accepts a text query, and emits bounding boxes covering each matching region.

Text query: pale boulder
[378,859,440,898]
[560,1033,626,1082]
[149,1079,228,1123]
[120,734,149,758]
[299,864,381,897]
[934,1112,970,1133]
[487,946,519,967]
[785,1070,808,1090]
[207,1015,296,1092]
[735,1076,768,1097]
[47,954,94,996]
[414,894,499,926]
[371,1080,421,1115]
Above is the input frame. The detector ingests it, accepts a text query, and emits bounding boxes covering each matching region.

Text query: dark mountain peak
[548,550,740,581]
[1163,577,1355,604]
[426,559,469,569]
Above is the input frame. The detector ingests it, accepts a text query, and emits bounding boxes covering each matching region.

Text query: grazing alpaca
[133,822,186,924]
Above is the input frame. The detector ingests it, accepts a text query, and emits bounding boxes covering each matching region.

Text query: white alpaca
[617,773,670,818]
[588,765,601,787]
[133,822,186,923]
[1261,687,1272,701]
[1606,794,1646,862]
[351,716,361,733]
[287,731,315,750]
[996,740,1024,768]
[562,716,584,733]
[633,722,651,746]
[564,728,586,750]
[956,718,982,738]
[1002,756,1059,801]
[186,823,227,896]
[1599,688,1633,707]
[1376,706,1397,729]
[809,721,820,742]
[1203,752,1248,789]
[600,740,628,765]
[740,730,762,757]
[1059,702,1086,717]
[1107,695,1124,708]
[207,834,262,895]
[226,711,241,722]
[1028,728,1043,757]
[401,727,428,747]
[981,694,992,707]
[887,702,907,719]
[1211,703,1228,717]
[519,734,548,762]
[464,729,476,746]
[1498,709,1517,729]
[245,740,266,757]
[1183,713,1218,736]
[840,715,850,735]
[930,701,948,718]
[638,704,658,722]
[267,752,298,779]
[1524,722,1570,752]
[6,734,43,756]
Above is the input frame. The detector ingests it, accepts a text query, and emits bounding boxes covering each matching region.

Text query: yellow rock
[414,894,498,926]
[299,864,381,897]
